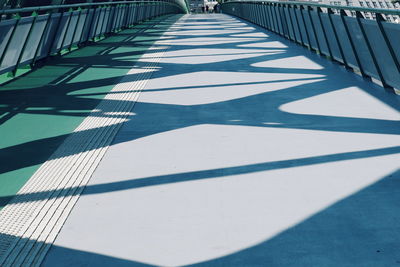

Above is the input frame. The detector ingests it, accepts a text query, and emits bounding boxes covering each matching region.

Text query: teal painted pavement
[0,15,181,209]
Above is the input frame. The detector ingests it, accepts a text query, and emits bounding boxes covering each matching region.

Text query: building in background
[319,0,400,22]
[189,0,217,12]
[274,0,399,22]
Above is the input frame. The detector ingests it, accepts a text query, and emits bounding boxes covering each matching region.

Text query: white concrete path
[43,14,400,267]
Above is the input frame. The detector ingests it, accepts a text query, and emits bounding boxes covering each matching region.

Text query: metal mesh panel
[62,10,80,49]
[51,12,72,53]
[72,9,88,44]
[0,17,33,73]
[20,14,50,65]
[381,21,400,67]
[361,19,400,88]
[302,9,318,50]
[344,16,379,79]
[35,13,61,60]
[0,19,17,67]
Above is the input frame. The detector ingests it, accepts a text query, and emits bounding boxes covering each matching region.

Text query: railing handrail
[224,0,400,16]
[0,0,178,15]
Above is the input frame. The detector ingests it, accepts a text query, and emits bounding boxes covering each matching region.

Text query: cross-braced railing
[222,1,400,93]
[0,0,187,78]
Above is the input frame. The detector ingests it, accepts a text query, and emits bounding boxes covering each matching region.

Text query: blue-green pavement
[0,15,181,209]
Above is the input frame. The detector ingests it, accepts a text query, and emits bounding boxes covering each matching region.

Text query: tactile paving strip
[0,15,181,267]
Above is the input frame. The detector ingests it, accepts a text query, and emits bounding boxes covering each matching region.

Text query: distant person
[201,6,205,12]
[206,5,209,13]
[214,3,220,13]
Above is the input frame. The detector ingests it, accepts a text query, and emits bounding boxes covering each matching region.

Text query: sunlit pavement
[6,14,400,266]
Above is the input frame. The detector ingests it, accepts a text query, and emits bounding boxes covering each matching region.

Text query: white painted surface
[43,14,400,267]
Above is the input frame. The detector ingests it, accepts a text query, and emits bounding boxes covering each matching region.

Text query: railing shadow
[0,14,399,208]
[0,13,399,267]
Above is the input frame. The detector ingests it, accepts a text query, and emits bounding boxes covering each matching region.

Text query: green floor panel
[0,15,180,209]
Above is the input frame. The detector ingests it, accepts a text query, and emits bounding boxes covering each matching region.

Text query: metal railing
[0,0,186,77]
[222,0,400,92]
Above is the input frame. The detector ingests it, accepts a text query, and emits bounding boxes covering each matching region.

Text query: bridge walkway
[0,13,399,267]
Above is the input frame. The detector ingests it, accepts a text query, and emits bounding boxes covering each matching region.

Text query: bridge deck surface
[1,14,400,266]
